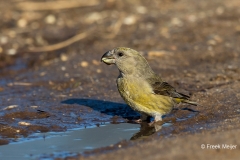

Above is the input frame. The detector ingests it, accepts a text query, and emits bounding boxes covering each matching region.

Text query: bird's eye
[118,52,124,57]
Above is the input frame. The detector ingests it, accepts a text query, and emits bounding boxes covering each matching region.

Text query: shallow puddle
[0,123,141,160]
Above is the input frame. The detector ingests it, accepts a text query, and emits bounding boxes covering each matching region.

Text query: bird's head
[101,47,153,76]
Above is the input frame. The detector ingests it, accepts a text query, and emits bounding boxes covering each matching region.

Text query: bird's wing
[151,81,190,100]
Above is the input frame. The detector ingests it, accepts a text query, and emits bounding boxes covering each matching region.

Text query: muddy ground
[0,0,240,159]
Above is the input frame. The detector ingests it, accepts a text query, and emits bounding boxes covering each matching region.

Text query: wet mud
[0,0,240,159]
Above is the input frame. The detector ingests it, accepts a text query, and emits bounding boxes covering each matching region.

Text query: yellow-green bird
[101,47,199,122]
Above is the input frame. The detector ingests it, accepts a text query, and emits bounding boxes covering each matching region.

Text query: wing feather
[151,81,189,100]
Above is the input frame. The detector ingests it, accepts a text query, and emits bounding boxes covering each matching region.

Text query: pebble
[207,39,217,45]
[40,72,46,76]
[92,59,100,65]
[30,106,38,109]
[61,66,66,71]
[123,15,137,25]
[18,122,31,126]
[8,31,16,38]
[3,105,18,110]
[17,18,28,28]
[60,54,68,61]
[7,49,17,55]
[187,14,197,22]
[136,6,147,14]
[80,61,89,67]
[25,38,33,45]
[235,25,240,32]
[0,36,8,44]
[216,7,224,15]
[45,14,56,24]
[85,12,102,24]
[213,35,223,43]
[96,69,102,73]
[171,17,183,27]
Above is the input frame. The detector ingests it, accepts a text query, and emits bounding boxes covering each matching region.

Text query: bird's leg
[149,114,163,126]
[154,114,162,121]
[134,119,142,123]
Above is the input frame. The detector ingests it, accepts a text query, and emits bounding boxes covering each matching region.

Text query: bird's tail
[182,99,203,107]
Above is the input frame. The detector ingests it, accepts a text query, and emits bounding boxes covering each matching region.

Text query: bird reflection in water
[130,121,163,140]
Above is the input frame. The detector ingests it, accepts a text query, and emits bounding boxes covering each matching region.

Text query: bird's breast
[117,76,153,109]
[117,76,151,100]
[116,76,174,115]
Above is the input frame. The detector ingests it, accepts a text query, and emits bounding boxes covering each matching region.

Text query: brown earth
[0,0,240,159]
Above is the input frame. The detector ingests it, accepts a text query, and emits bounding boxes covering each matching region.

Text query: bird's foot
[134,119,142,123]
[148,120,163,131]
[148,120,164,126]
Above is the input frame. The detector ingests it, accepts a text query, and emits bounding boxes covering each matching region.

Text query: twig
[27,13,123,52]
[28,32,89,52]
[7,82,32,86]
[15,0,100,11]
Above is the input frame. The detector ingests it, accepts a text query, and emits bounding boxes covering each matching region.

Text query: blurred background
[0,0,239,70]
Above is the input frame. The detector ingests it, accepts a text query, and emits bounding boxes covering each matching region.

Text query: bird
[101,47,199,123]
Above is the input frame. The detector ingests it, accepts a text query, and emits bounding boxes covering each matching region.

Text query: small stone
[160,27,170,38]
[235,25,240,32]
[8,31,16,38]
[216,7,224,15]
[7,49,17,55]
[45,14,56,24]
[17,18,28,28]
[64,73,69,77]
[97,69,102,73]
[85,12,102,24]
[207,39,217,45]
[60,54,68,61]
[25,38,33,45]
[3,105,18,110]
[213,35,223,43]
[171,17,183,27]
[61,66,66,71]
[40,72,46,76]
[123,15,137,25]
[188,15,197,22]
[208,46,213,51]
[92,59,100,65]
[30,106,38,109]
[136,6,147,14]
[0,36,8,44]
[18,122,31,126]
[80,61,89,67]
